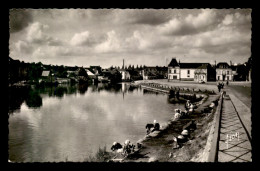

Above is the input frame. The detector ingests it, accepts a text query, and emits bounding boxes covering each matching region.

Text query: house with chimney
[194,64,216,82]
[168,58,215,82]
[216,62,233,81]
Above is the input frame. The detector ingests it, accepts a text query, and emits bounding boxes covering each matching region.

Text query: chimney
[215,60,216,67]
[123,59,124,69]
[230,60,232,66]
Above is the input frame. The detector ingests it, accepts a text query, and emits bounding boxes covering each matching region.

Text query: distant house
[119,69,131,80]
[67,70,76,77]
[216,62,233,81]
[39,70,54,83]
[168,58,215,82]
[90,66,102,76]
[179,63,209,81]
[100,68,121,83]
[85,68,96,79]
[143,71,157,80]
[194,64,216,82]
[42,70,51,77]
[168,58,180,80]
[141,66,167,80]
[194,65,208,82]
[56,78,70,84]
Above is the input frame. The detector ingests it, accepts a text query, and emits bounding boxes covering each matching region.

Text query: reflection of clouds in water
[70,106,89,121]
[9,85,185,162]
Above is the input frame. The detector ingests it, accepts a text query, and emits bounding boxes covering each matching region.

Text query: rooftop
[42,71,50,77]
[168,58,179,67]
[179,63,209,69]
[216,62,230,69]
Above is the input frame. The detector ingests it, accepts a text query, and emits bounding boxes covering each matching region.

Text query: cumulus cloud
[125,31,149,50]
[223,14,233,25]
[95,30,121,53]
[221,12,251,28]
[32,47,46,59]
[70,31,103,46]
[26,22,64,46]
[15,40,33,54]
[9,9,252,67]
[158,9,219,36]
[26,22,50,43]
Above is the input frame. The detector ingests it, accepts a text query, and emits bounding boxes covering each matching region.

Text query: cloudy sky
[9,9,251,68]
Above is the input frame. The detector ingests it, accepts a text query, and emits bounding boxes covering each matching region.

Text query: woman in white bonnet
[152,120,160,132]
[123,139,134,155]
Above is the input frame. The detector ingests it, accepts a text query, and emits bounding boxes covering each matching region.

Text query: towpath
[216,92,252,162]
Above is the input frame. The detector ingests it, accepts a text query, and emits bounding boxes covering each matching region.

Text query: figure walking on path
[217,83,221,92]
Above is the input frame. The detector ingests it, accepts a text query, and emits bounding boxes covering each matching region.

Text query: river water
[8,83,185,162]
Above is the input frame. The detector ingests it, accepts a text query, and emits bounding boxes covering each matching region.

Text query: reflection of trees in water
[128,85,138,92]
[103,83,121,93]
[25,91,42,108]
[8,83,140,113]
[37,84,76,97]
[54,86,68,98]
[9,86,43,113]
[8,87,30,113]
[91,83,121,93]
[78,84,88,94]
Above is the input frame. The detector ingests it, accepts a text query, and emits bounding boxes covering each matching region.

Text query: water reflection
[25,91,42,108]
[9,83,184,162]
[8,83,141,113]
[78,84,88,95]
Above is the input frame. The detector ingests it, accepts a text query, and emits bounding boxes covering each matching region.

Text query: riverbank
[124,95,219,162]
[100,80,221,162]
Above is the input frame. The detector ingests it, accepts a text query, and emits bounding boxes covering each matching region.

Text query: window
[169,69,171,74]
[174,69,176,74]
[187,70,190,74]
[227,76,229,80]
[218,76,220,80]
[227,71,229,75]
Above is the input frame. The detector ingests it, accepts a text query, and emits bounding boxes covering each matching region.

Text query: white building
[216,62,233,81]
[168,58,180,80]
[168,58,213,82]
[119,69,131,80]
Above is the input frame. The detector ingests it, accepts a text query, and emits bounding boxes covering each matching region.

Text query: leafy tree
[56,65,68,78]
[78,67,88,77]
[28,63,43,81]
